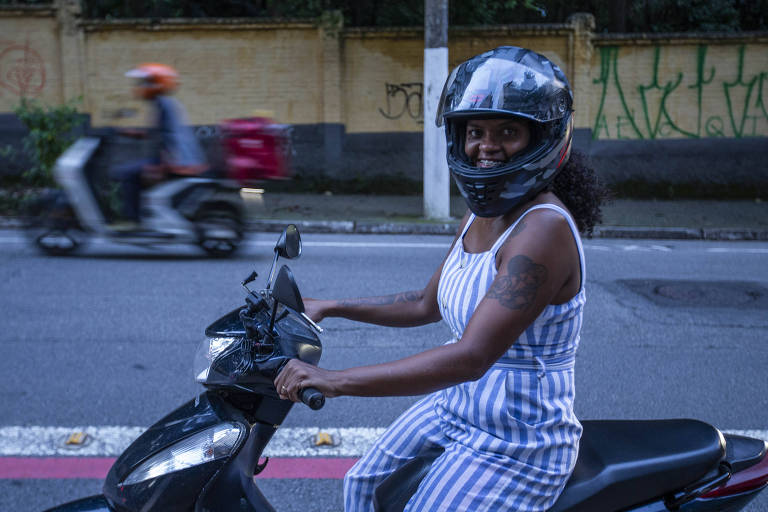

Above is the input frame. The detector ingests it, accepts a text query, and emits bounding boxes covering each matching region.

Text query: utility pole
[423,0,450,220]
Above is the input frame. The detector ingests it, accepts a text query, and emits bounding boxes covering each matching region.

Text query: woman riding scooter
[275,46,609,511]
[110,63,207,231]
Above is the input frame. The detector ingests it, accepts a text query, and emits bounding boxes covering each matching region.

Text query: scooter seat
[550,419,725,512]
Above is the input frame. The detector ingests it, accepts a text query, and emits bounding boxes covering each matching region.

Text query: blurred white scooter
[29,132,245,257]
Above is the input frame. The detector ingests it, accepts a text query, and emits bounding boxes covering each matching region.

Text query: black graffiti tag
[378,82,423,123]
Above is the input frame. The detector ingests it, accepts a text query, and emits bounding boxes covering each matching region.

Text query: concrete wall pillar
[423,0,450,220]
[55,0,86,105]
[319,10,344,171]
[567,13,595,131]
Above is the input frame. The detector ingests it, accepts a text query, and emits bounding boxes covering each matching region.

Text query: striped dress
[344,204,585,511]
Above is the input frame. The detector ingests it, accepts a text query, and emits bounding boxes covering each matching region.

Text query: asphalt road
[0,230,767,511]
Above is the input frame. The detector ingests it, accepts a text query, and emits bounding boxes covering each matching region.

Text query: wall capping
[594,30,768,45]
[79,17,316,32]
[0,5,55,17]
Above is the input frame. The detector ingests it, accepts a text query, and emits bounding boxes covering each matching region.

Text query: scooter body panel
[684,486,766,511]
[43,495,114,512]
[623,485,765,511]
[53,137,106,233]
[101,388,293,512]
[103,392,250,512]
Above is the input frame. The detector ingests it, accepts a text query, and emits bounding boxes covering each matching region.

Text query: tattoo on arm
[486,255,547,310]
[340,290,423,307]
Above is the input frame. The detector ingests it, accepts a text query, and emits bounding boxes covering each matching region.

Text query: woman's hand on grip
[275,359,339,402]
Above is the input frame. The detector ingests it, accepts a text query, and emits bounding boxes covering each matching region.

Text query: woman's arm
[306,272,441,328]
[275,209,578,400]
[304,211,471,328]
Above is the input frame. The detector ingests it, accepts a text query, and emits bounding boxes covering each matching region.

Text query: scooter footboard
[43,494,114,512]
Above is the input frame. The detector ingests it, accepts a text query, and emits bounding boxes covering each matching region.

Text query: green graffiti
[637,46,691,138]
[593,46,644,139]
[593,44,768,140]
[723,45,767,137]
[704,116,725,137]
[757,72,768,121]
[688,45,716,137]
[594,113,610,138]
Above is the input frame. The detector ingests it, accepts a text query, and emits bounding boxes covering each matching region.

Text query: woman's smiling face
[464,117,531,169]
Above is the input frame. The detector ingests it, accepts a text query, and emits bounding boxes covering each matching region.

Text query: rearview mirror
[275,224,301,259]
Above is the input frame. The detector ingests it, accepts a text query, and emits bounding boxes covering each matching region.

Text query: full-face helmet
[126,63,179,99]
[436,46,574,217]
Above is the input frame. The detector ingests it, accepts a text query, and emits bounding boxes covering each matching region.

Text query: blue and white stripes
[344,204,586,511]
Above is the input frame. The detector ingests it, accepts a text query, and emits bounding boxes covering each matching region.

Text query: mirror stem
[266,250,279,290]
[268,297,279,333]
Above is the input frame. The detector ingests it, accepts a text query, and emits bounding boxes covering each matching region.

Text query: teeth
[477,160,502,168]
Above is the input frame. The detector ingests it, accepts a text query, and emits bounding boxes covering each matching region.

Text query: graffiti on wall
[378,82,423,124]
[592,44,768,139]
[0,40,46,97]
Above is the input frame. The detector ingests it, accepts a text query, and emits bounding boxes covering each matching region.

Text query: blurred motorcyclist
[109,63,207,230]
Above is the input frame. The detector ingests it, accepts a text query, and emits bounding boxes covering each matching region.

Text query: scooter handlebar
[300,387,325,410]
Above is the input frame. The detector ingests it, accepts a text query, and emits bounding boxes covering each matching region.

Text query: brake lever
[300,312,323,333]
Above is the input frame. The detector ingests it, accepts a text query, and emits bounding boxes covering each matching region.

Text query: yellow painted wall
[1,7,767,140]
[344,27,573,133]
[81,25,323,127]
[0,11,61,105]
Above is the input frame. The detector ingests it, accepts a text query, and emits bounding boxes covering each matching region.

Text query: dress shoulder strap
[459,213,476,239]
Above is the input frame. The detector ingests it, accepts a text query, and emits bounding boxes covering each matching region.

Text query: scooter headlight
[121,422,244,485]
[193,336,239,383]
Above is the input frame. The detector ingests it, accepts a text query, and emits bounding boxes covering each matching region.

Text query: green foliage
[0,0,51,4]
[628,0,741,32]
[77,0,767,32]
[12,97,85,187]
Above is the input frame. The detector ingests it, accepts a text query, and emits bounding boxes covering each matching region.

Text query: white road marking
[707,247,768,254]
[0,426,386,457]
[0,426,765,458]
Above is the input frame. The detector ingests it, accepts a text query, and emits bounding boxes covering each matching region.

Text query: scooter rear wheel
[195,211,243,258]
[26,202,87,257]
[33,227,86,256]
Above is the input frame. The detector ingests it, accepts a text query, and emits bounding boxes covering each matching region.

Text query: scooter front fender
[43,494,114,512]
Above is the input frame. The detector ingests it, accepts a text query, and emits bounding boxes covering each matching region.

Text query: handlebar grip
[300,387,325,410]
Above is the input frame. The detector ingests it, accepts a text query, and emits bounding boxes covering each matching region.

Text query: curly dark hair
[548,149,611,236]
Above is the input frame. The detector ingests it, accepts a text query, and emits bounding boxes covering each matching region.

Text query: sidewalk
[1,193,765,240]
[246,193,768,240]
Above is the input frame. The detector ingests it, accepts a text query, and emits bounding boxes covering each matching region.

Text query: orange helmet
[126,63,179,99]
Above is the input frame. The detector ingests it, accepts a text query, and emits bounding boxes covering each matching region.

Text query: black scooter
[46,225,768,512]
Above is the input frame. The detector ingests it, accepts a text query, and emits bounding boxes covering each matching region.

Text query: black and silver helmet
[436,46,574,217]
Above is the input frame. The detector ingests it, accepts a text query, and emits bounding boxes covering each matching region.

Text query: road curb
[247,220,768,240]
[0,218,26,229]
[2,216,767,240]
[591,226,703,239]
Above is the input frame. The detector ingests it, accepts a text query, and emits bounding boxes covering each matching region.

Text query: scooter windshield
[193,336,241,384]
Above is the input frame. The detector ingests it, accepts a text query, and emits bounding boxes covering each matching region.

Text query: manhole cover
[619,280,768,309]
